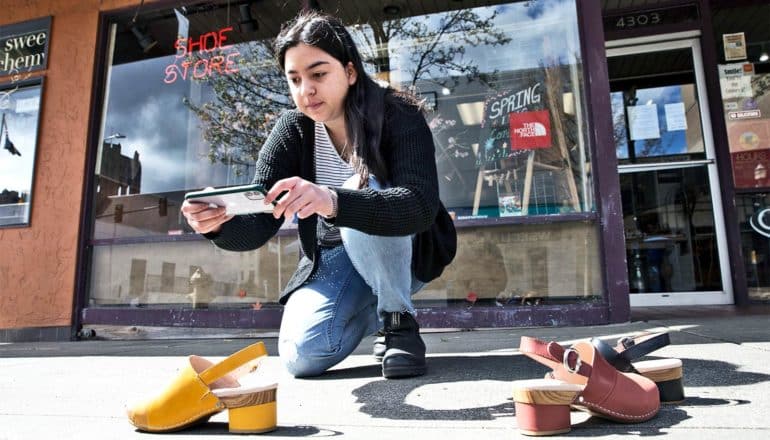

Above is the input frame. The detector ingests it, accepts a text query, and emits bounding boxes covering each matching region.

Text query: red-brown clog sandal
[592,332,684,403]
[512,337,660,436]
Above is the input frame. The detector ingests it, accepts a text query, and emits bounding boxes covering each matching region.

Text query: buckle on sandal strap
[617,336,635,349]
[562,348,582,374]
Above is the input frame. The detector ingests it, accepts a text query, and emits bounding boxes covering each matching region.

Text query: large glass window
[88,0,600,312]
[0,78,42,227]
[373,1,594,219]
[609,47,707,165]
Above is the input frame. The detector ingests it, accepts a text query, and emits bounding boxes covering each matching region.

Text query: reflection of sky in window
[0,84,41,194]
[611,91,629,159]
[103,0,581,193]
[386,0,580,84]
[103,56,198,194]
[613,86,688,160]
[103,42,281,194]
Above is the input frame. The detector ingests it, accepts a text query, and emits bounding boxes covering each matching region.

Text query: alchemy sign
[0,16,51,78]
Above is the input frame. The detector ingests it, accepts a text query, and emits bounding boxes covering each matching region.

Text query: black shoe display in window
[381,311,426,379]
[373,330,386,362]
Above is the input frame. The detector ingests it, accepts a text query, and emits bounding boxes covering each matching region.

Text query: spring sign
[164,26,240,84]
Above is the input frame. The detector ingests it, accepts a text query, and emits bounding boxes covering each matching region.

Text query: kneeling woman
[181,11,456,379]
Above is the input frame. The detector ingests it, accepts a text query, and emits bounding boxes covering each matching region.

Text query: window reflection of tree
[184,40,292,179]
[185,6,510,186]
[356,8,511,207]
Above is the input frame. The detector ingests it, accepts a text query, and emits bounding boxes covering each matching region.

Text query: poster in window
[627,104,661,140]
[719,63,754,100]
[727,119,770,188]
[723,32,747,62]
[664,102,687,131]
[0,78,43,227]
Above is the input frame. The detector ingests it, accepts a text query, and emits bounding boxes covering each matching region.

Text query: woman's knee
[278,335,339,378]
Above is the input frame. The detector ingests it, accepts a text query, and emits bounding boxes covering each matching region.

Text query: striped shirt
[314,122,354,246]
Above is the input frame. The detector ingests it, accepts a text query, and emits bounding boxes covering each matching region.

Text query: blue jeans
[278,178,425,377]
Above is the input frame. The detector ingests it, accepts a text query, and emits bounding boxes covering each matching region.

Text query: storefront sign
[603,4,698,33]
[0,17,51,77]
[164,26,240,84]
[723,32,747,61]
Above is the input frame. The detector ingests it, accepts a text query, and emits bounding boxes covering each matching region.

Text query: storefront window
[0,78,43,227]
[88,0,600,312]
[737,193,770,301]
[714,2,770,302]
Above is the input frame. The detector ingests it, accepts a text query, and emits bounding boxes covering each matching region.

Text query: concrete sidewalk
[1,305,769,439]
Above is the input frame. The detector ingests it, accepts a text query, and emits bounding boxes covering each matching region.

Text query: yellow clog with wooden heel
[127,341,277,434]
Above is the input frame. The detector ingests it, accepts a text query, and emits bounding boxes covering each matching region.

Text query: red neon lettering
[174,38,187,58]
[188,36,202,53]
[218,27,233,50]
[225,51,240,74]
[163,65,179,84]
[208,56,225,74]
[193,59,208,79]
[163,27,242,84]
[201,32,217,52]
[180,60,193,80]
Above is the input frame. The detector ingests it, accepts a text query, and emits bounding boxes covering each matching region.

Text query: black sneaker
[381,311,426,378]
[373,330,386,362]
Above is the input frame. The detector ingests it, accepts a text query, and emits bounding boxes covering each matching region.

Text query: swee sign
[0,17,51,77]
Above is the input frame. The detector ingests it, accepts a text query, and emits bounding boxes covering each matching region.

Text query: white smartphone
[184,184,274,215]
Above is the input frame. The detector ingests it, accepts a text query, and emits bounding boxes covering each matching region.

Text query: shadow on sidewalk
[298,353,764,433]
[137,423,340,437]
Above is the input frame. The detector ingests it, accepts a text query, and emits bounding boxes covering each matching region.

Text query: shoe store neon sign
[164,26,240,84]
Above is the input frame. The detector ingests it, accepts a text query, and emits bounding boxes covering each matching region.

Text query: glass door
[607,35,733,306]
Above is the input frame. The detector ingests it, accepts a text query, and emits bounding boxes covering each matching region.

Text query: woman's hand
[181,196,234,234]
[265,177,335,220]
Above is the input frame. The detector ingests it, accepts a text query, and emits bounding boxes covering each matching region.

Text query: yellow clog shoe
[127,341,277,433]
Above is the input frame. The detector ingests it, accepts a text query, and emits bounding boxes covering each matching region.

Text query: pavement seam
[650,323,770,353]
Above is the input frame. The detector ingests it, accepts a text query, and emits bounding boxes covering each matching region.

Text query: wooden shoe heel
[218,388,277,434]
[227,403,277,433]
[634,359,685,403]
[513,379,582,436]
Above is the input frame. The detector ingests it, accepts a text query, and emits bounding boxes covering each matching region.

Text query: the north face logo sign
[509,110,552,150]
[513,122,548,138]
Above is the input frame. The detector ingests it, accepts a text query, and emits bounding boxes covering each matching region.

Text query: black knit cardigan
[206,100,456,304]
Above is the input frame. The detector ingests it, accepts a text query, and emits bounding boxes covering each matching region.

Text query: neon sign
[164,26,240,84]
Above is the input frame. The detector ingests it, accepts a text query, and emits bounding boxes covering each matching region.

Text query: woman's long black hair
[273,11,420,186]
